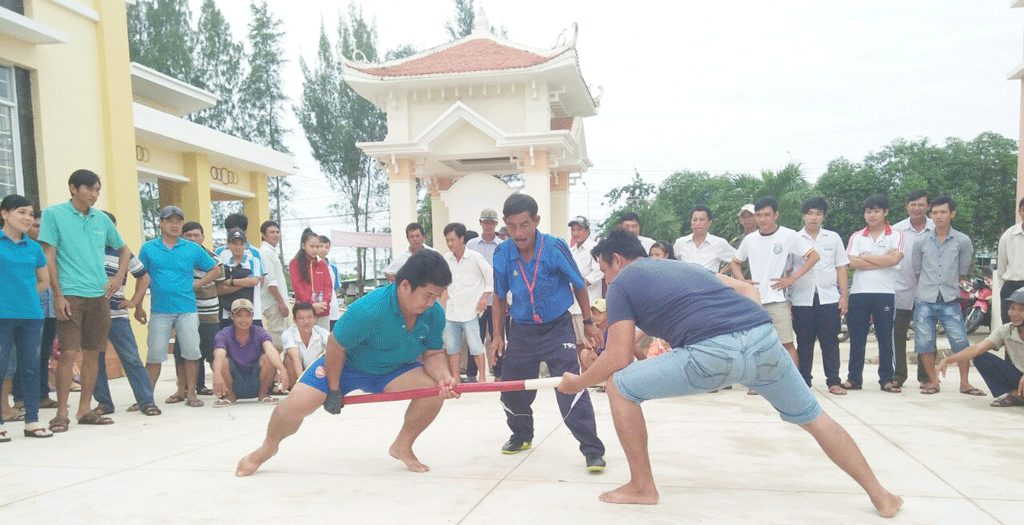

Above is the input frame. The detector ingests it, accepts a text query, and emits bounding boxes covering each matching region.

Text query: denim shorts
[147,312,201,363]
[613,322,822,425]
[443,318,486,356]
[229,359,262,399]
[297,353,423,395]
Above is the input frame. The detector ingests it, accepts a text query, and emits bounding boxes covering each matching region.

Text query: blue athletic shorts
[612,322,822,425]
[297,353,423,395]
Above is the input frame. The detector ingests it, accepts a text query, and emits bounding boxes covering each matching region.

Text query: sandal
[0,427,9,443]
[259,396,279,406]
[921,385,940,395]
[3,410,25,422]
[48,416,70,433]
[881,381,902,393]
[127,403,139,412]
[77,412,114,425]
[92,406,113,416]
[197,386,214,396]
[38,398,59,409]
[839,380,862,390]
[960,387,987,397]
[165,394,186,404]
[990,394,1024,407]
[184,398,204,408]
[141,404,162,416]
[24,422,53,438]
[828,385,847,395]
[212,398,236,408]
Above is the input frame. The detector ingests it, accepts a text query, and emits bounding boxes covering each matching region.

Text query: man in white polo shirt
[843,194,904,393]
[674,205,735,273]
[280,302,332,391]
[442,222,493,383]
[892,190,933,387]
[728,196,819,365]
[790,197,849,394]
[567,215,604,359]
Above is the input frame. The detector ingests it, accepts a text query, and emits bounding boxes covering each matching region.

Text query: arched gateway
[341,8,600,251]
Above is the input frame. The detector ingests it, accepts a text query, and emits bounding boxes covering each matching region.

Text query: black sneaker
[585,453,606,473]
[501,438,531,454]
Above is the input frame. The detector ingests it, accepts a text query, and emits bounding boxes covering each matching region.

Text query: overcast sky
[192,0,1022,270]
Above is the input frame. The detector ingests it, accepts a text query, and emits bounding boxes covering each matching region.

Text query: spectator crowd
[2,168,1023,447]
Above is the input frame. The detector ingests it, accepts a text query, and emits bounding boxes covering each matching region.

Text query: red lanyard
[516,234,544,323]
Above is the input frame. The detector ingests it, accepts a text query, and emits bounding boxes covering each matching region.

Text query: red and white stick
[341,377,563,405]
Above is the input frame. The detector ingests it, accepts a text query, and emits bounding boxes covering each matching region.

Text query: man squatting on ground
[237,250,458,476]
[556,228,903,517]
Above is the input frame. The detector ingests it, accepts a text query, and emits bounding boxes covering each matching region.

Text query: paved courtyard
[1,333,1020,524]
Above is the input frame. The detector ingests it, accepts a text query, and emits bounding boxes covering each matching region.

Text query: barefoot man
[237,250,458,476]
[556,228,903,518]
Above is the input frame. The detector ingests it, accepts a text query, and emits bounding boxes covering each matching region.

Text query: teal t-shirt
[332,284,445,375]
[38,201,125,298]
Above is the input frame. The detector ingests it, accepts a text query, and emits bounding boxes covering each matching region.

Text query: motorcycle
[963,276,992,334]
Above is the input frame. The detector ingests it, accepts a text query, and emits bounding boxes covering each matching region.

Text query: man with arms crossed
[237,250,458,476]
[843,194,904,393]
[490,194,606,472]
[790,197,849,394]
[557,229,902,518]
[912,197,984,396]
[39,169,132,432]
[442,222,492,383]
[673,205,735,273]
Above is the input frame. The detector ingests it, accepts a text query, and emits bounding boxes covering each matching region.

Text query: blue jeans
[913,300,970,356]
[93,317,156,411]
[0,318,43,424]
[443,318,486,356]
[614,323,822,425]
[846,293,895,387]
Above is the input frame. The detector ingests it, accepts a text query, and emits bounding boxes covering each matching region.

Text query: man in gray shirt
[911,196,984,396]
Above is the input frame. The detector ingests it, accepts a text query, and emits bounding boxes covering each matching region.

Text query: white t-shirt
[281,324,332,369]
[734,226,814,304]
[384,245,438,276]
[638,235,656,254]
[847,225,905,295]
[673,233,736,273]
[327,262,342,321]
[790,228,850,306]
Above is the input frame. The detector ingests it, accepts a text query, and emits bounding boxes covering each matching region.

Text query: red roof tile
[349,39,558,77]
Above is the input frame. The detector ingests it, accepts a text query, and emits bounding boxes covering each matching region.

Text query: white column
[549,171,570,240]
[523,149,551,234]
[389,159,417,253]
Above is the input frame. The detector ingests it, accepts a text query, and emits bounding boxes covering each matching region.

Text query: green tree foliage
[443,0,508,40]
[127,0,195,81]
[191,0,245,134]
[296,4,412,290]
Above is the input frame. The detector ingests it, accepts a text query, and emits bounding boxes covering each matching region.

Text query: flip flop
[881,381,902,393]
[212,398,236,408]
[24,422,53,438]
[127,403,140,412]
[38,398,60,409]
[77,412,114,425]
[141,404,162,416]
[828,385,848,395]
[92,406,113,416]
[990,394,1024,407]
[259,396,280,406]
[196,387,214,396]
[184,398,205,408]
[165,394,186,404]
[960,388,987,397]
[3,410,25,422]
[921,385,940,395]
[0,428,9,443]
[840,380,862,390]
[48,416,70,433]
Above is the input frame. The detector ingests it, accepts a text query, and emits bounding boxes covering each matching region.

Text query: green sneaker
[585,453,606,473]
[501,438,532,454]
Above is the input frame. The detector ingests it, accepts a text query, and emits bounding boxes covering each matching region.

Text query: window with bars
[0,65,20,197]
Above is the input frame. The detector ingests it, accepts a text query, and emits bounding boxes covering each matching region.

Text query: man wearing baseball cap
[938,287,1024,407]
[137,205,221,408]
[729,204,757,281]
[210,298,288,407]
[567,215,604,368]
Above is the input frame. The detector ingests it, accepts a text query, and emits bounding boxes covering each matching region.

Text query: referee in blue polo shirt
[490,193,606,472]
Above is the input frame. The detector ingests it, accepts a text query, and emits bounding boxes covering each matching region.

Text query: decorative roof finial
[474,2,490,34]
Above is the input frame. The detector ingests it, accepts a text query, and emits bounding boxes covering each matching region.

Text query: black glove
[324,389,344,414]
